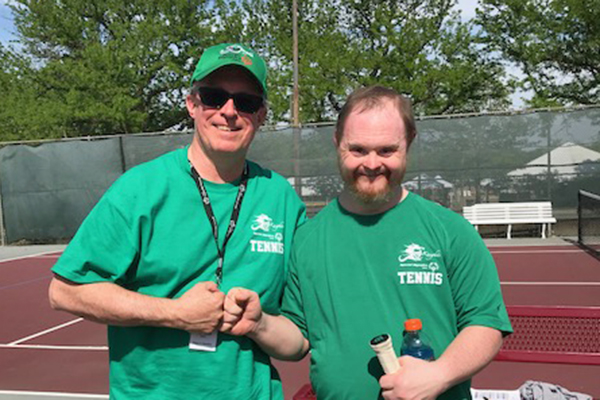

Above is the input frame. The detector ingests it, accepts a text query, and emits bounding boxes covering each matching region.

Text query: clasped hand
[173,282,262,335]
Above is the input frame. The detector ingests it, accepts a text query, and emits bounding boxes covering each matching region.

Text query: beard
[339,160,404,205]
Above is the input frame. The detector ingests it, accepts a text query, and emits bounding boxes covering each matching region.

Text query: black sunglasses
[197,87,264,114]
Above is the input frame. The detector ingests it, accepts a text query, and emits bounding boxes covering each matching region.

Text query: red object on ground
[292,383,316,400]
[497,305,600,365]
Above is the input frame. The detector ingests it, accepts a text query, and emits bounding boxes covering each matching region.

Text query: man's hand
[220,289,309,360]
[220,287,263,336]
[172,281,225,334]
[379,356,449,400]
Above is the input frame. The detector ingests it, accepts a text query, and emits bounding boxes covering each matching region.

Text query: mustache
[354,170,389,178]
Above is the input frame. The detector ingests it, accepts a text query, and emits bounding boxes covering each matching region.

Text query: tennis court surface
[1,238,599,399]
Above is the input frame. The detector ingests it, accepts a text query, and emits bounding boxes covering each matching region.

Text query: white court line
[501,281,600,286]
[491,249,585,254]
[0,251,63,264]
[0,390,107,398]
[8,318,83,345]
[0,344,107,350]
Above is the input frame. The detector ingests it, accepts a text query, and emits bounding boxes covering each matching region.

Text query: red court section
[1,246,599,398]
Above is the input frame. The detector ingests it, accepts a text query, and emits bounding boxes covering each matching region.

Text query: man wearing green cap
[49,43,306,399]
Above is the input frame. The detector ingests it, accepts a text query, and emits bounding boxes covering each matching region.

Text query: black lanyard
[190,163,249,287]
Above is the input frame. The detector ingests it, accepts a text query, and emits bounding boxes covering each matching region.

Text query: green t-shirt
[52,147,306,400]
[282,193,512,400]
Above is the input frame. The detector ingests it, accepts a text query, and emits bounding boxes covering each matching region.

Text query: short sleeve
[52,182,140,286]
[445,217,513,336]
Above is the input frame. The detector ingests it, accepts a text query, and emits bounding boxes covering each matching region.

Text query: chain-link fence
[0,106,599,244]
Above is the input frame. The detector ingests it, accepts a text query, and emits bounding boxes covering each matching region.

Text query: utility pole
[292,0,302,197]
[546,124,552,200]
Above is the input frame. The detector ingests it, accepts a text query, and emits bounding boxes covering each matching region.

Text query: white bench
[462,202,557,239]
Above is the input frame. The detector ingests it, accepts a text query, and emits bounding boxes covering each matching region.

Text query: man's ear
[185,95,197,117]
[333,132,339,147]
[256,105,267,126]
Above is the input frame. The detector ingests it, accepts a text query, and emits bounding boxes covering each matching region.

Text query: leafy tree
[244,0,512,123]
[476,0,600,106]
[3,0,234,138]
[0,44,63,140]
[2,0,516,140]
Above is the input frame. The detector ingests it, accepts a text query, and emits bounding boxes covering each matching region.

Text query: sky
[0,0,529,107]
[0,1,16,46]
[456,0,479,20]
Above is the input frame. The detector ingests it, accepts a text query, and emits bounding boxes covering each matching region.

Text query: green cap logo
[191,43,268,97]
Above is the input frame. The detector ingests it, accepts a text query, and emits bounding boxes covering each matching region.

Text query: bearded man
[220,85,512,400]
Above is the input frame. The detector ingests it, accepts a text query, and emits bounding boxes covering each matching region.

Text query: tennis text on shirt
[397,242,444,286]
[249,213,285,254]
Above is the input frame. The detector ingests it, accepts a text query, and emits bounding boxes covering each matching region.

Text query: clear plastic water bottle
[400,318,435,361]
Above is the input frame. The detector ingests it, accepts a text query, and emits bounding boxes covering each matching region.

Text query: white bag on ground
[519,380,592,400]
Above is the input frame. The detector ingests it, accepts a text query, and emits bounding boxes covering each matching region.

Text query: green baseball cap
[190,43,268,97]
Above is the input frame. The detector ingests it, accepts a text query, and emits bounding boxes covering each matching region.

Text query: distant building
[286,177,322,202]
[403,174,454,191]
[404,174,455,207]
[507,142,600,181]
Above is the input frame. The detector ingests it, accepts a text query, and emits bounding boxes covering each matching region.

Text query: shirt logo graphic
[399,243,440,263]
[397,243,443,286]
[250,214,284,254]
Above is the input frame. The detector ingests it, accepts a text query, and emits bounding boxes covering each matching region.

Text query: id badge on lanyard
[188,163,248,352]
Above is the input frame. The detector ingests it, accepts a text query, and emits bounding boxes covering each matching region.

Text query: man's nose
[220,98,237,117]
[363,152,381,170]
